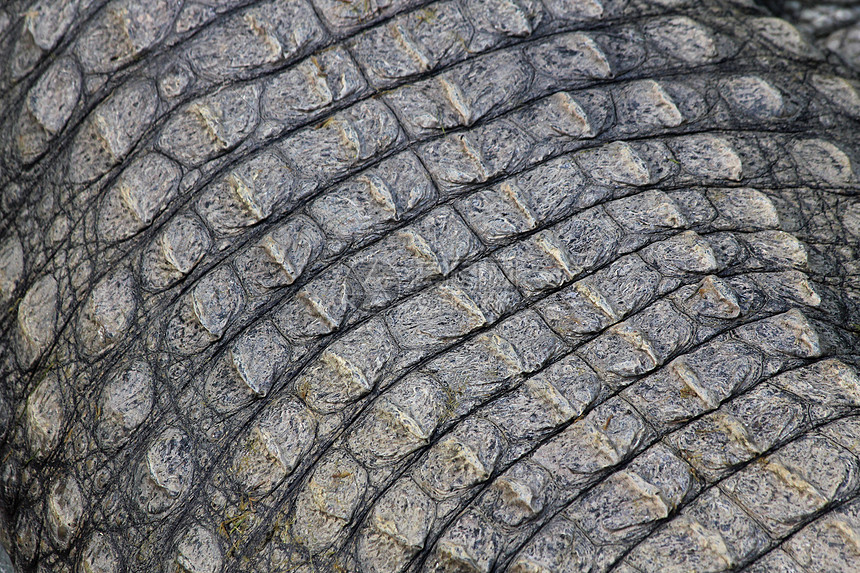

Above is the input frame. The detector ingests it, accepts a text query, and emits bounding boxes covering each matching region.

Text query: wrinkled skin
[1,0,860,572]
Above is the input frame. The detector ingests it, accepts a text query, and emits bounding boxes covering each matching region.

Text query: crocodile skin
[1,0,859,572]
[763,0,860,69]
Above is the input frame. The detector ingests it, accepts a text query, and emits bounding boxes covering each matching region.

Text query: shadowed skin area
[0,0,859,572]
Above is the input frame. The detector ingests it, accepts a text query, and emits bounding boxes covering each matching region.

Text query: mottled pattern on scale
[763,0,860,70]
[0,0,859,572]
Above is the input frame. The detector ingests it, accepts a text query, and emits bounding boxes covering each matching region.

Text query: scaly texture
[1,0,860,572]
[762,0,860,69]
